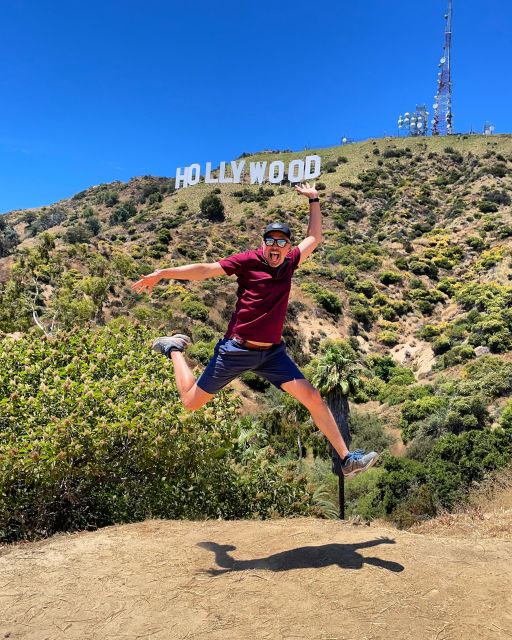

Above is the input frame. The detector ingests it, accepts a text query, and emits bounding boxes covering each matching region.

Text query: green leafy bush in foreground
[0,320,312,542]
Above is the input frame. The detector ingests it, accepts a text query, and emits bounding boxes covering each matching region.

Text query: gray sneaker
[342,450,379,478]
[152,334,191,357]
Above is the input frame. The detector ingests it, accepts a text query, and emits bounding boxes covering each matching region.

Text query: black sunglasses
[264,237,289,247]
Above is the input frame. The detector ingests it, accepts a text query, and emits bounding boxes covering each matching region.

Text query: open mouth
[269,251,280,264]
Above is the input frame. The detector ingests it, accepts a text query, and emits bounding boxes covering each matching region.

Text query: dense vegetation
[1,135,511,539]
[0,322,314,541]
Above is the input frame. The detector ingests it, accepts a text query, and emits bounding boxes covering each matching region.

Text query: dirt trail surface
[1,517,512,640]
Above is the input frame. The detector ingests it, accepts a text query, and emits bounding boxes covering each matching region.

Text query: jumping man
[132,183,378,477]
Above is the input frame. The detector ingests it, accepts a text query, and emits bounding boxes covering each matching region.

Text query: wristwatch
[308,197,320,203]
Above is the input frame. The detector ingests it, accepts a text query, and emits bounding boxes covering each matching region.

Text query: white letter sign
[287,159,304,183]
[187,163,200,186]
[176,166,188,188]
[268,160,285,184]
[174,156,322,188]
[205,162,218,184]
[304,155,321,180]
[231,160,245,182]
[249,161,267,184]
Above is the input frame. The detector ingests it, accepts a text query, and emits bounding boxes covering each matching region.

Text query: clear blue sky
[1,0,511,213]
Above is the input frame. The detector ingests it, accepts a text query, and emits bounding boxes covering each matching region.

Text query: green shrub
[192,325,216,342]
[400,396,448,441]
[437,278,455,297]
[353,280,376,298]
[147,192,163,206]
[483,190,511,206]
[388,367,416,385]
[383,148,410,159]
[478,201,498,213]
[366,355,397,382]
[0,324,315,541]
[419,324,442,340]
[188,339,216,365]
[240,371,270,392]
[64,225,92,244]
[232,187,274,203]
[408,259,439,279]
[432,335,451,355]
[443,395,489,434]
[85,217,101,236]
[149,243,168,259]
[487,163,508,178]
[462,356,512,398]
[302,283,342,316]
[27,207,67,236]
[345,468,385,520]
[109,201,137,225]
[501,401,512,430]
[379,271,403,286]
[348,294,375,329]
[156,228,172,244]
[426,430,512,509]
[468,316,512,353]
[466,236,486,251]
[456,282,512,313]
[348,411,394,452]
[0,222,20,257]
[182,299,209,321]
[378,330,399,347]
[96,190,119,207]
[373,455,430,519]
[200,194,225,222]
[379,383,432,407]
[436,345,475,369]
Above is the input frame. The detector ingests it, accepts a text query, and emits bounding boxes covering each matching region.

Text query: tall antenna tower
[432,0,453,135]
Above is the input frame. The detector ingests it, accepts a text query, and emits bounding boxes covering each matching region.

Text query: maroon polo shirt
[219,246,301,343]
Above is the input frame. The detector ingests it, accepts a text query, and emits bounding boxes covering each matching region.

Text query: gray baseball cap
[263,222,292,239]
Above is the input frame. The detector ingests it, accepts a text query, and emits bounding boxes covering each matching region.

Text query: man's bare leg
[170,351,214,410]
[281,379,349,459]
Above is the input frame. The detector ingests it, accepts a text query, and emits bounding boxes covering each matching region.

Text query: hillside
[1,134,512,539]
[1,135,511,372]
[1,514,512,640]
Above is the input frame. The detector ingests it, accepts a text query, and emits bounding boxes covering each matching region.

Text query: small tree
[309,340,366,518]
[0,222,20,257]
[200,194,225,222]
[310,340,365,446]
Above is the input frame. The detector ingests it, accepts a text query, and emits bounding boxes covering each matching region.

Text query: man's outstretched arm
[132,262,226,297]
[295,182,322,265]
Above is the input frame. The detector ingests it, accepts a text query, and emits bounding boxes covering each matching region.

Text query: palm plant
[310,340,366,448]
[309,340,367,518]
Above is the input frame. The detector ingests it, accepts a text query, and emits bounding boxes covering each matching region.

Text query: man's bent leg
[170,351,214,410]
[281,378,349,460]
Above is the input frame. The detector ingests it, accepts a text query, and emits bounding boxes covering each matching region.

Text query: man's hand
[295,181,319,200]
[131,270,163,297]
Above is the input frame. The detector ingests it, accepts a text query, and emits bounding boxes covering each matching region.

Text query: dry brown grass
[411,466,512,539]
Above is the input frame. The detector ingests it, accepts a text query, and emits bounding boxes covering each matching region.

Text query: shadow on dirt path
[2,518,511,639]
[198,536,405,574]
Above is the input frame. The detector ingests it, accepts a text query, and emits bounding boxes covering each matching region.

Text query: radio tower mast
[432,0,453,135]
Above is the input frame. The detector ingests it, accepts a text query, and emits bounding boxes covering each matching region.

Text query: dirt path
[1,517,511,640]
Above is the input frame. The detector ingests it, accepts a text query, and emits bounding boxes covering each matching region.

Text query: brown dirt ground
[1,516,512,640]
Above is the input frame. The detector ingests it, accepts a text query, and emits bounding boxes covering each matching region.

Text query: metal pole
[338,472,345,520]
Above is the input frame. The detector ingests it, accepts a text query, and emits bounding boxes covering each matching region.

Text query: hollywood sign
[175,155,321,189]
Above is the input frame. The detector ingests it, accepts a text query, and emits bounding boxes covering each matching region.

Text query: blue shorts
[196,338,306,394]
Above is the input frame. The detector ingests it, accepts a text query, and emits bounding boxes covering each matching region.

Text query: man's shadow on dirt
[198,537,404,575]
